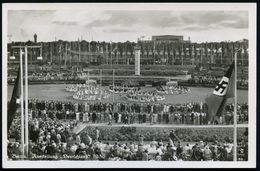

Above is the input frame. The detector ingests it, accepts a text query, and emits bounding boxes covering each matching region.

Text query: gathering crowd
[156,85,190,95]
[7,98,248,161]
[27,99,248,125]
[187,75,248,88]
[7,68,248,89]
[8,116,239,161]
[8,72,78,83]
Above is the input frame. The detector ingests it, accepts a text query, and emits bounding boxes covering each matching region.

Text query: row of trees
[8,39,249,66]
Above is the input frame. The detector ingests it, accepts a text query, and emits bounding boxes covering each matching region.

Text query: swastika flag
[205,62,235,122]
[8,66,21,130]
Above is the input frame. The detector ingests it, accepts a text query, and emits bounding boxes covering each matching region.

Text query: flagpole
[70,42,72,67]
[233,50,238,161]
[181,44,183,66]
[24,46,29,158]
[65,43,67,68]
[100,69,102,87]
[13,45,42,159]
[113,69,115,103]
[19,48,25,157]
[50,43,53,64]
[110,42,112,69]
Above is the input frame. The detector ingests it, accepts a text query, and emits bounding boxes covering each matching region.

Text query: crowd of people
[73,90,110,101]
[27,99,248,125]
[125,91,165,103]
[109,85,141,94]
[7,98,248,161]
[65,81,98,92]
[156,85,190,95]
[29,72,78,82]
[187,75,248,89]
[7,115,237,161]
[225,103,248,124]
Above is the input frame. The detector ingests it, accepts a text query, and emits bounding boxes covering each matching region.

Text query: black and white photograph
[2,3,256,168]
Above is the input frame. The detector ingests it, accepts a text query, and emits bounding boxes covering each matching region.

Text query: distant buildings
[139,35,191,43]
[152,35,184,43]
[7,35,248,67]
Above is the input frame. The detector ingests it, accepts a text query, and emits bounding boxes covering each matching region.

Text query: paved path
[73,123,89,134]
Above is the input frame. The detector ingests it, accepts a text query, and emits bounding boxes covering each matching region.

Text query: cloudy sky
[8,10,248,43]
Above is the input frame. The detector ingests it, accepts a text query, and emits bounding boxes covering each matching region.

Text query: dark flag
[8,66,21,130]
[205,62,235,122]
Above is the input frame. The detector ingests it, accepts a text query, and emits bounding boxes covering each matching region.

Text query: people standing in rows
[28,99,248,125]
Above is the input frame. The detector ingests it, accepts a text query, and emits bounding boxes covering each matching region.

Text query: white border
[2,3,257,168]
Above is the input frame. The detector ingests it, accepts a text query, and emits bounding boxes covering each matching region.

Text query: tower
[134,45,141,76]
[34,33,37,43]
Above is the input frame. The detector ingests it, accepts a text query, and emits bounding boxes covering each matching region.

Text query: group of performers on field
[65,80,190,103]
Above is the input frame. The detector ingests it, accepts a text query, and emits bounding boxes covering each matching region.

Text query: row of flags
[62,48,247,58]
[43,41,248,54]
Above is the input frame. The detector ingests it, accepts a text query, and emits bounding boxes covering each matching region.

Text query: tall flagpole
[110,41,112,69]
[50,43,53,64]
[181,44,184,66]
[233,50,238,161]
[70,42,72,67]
[65,43,67,68]
[78,39,80,70]
[19,48,24,157]
[12,45,42,159]
[113,69,115,103]
[100,69,102,87]
[153,41,155,65]
[24,46,29,157]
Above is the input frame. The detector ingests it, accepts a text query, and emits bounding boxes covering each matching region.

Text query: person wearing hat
[44,142,54,155]
[142,149,149,161]
[139,135,144,146]
[75,143,86,156]
[191,144,203,161]
[199,141,205,152]
[169,130,179,143]
[46,132,51,144]
[182,143,191,160]
[162,144,173,161]
[67,135,74,147]
[203,145,212,161]
[176,143,183,159]
[172,149,178,161]
[95,127,100,141]
[155,152,162,161]
[156,144,163,156]
[150,137,157,148]
[76,134,81,145]
[59,143,66,155]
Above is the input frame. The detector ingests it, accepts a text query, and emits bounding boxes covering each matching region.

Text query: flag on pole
[112,46,117,54]
[8,66,21,130]
[205,62,235,122]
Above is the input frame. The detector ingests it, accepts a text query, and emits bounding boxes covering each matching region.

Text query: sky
[7,10,248,43]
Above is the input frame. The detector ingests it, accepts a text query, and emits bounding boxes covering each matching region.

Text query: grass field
[8,84,248,104]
